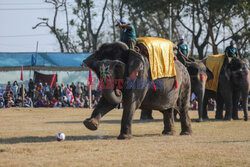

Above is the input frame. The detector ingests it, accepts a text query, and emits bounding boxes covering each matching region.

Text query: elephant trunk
[102,88,123,105]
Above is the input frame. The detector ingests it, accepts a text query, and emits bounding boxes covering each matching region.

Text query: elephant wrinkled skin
[82,42,192,139]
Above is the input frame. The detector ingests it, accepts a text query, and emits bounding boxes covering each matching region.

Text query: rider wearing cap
[225,40,238,58]
[177,36,189,65]
[117,19,137,49]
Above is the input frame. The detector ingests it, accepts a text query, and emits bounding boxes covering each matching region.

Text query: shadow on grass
[45,119,163,124]
[0,135,116,144]
[190,118,245,122]
[198,140,250,144]
[0,133,162,144]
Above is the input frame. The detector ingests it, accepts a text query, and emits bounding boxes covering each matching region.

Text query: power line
[0,34,51,38]
[0,8,53,11]
[0,3,44,5]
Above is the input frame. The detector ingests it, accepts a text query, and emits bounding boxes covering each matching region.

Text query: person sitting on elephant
[224,40,239,79]
[225,40,238,59]
[177,36,189,66]
[117,19,137,49]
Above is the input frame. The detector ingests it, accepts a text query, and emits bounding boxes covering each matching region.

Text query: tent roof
[0,52,91,71]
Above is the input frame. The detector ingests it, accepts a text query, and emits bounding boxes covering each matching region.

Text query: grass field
[0,108,249,167]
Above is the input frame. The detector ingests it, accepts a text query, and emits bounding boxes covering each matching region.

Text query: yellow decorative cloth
[137,37,176,80]
[205,54,225,92]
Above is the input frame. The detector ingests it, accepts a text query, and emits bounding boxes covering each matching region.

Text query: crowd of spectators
[0,79,101,108]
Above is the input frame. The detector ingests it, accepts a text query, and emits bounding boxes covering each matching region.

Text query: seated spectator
[42,95,50,107]
[93,100,98,108]
[6,81,11,92]
[43,82,52,100]
[71,82,76,97]
[34,99,43,108]
[49,97,57,107]
[192,99,198,110]
[0,92,4,108]
[80,96,85,108]
[74,95,82,108]
[92,94,95,104]
[15,96,22,107]
[53,84,61,100]
[75,82,82,97]
[84,96,90,108]
[62,96,68,107]
[24,95,33,107]
[4,91,15,108]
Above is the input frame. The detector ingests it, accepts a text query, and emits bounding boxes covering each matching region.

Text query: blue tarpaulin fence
[0,52,92,67]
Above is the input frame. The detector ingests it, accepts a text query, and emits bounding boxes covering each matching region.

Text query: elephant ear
[186,62,199,76]
[206,67,214,81]
[125,50,144,78]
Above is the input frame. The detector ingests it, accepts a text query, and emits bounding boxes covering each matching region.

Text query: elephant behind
[82,41,192,139]
[203,57,249,121]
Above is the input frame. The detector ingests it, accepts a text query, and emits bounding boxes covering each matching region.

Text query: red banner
[20,66,23,81]
[34,71,57,87]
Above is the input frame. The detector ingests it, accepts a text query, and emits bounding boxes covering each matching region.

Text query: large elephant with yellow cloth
[82,40,192,139]
[203,56,249,121]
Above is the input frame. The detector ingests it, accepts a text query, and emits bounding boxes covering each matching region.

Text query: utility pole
[35,41,39,65]
[89,85,92,109]
[169,3,172,41]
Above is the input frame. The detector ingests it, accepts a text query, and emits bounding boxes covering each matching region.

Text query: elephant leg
[202,92,209,120]
[162,108,176,135]
[241,87,249,121]
[83,97,116,130]
[193,76,206,122]
[147,110,154,119]
[232,90,240,120]
[117,101,137,140]
[140,109,153,120]
[179,89,192,135]
[216,93,224,120]
[223,92,233,121]
[196,89,205,122]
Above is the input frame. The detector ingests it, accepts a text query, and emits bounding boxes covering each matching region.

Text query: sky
[0,0,113,53]
[0,0,67,52]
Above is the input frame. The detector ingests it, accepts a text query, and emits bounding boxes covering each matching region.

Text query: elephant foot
[202,116,209,120]
[117,134,133,140]
[224,117,232,121]
[180,131,192,135]
[244,116,248,121]
[162,130,176,136]
[232,116,239,120]
[83,118,99,131]
[215,115,223,120]
[196,118,203,122]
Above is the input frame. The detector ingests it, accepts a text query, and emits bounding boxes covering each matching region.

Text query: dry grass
[0,108,249,167]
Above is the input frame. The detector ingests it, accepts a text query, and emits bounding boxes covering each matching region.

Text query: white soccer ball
[56,133,66,141]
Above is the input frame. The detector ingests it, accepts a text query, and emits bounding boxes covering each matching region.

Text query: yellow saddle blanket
[137,37,176,80]
[205,54,225,92]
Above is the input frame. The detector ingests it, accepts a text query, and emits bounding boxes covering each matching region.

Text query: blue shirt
[225,46,238,57]
[121,23,137,42]
[177,43,188,57]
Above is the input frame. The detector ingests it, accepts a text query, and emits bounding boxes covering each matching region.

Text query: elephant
[185,61,213,122]
[203,57,249,121]
[139,59,213,122]
[82,42,192,139]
